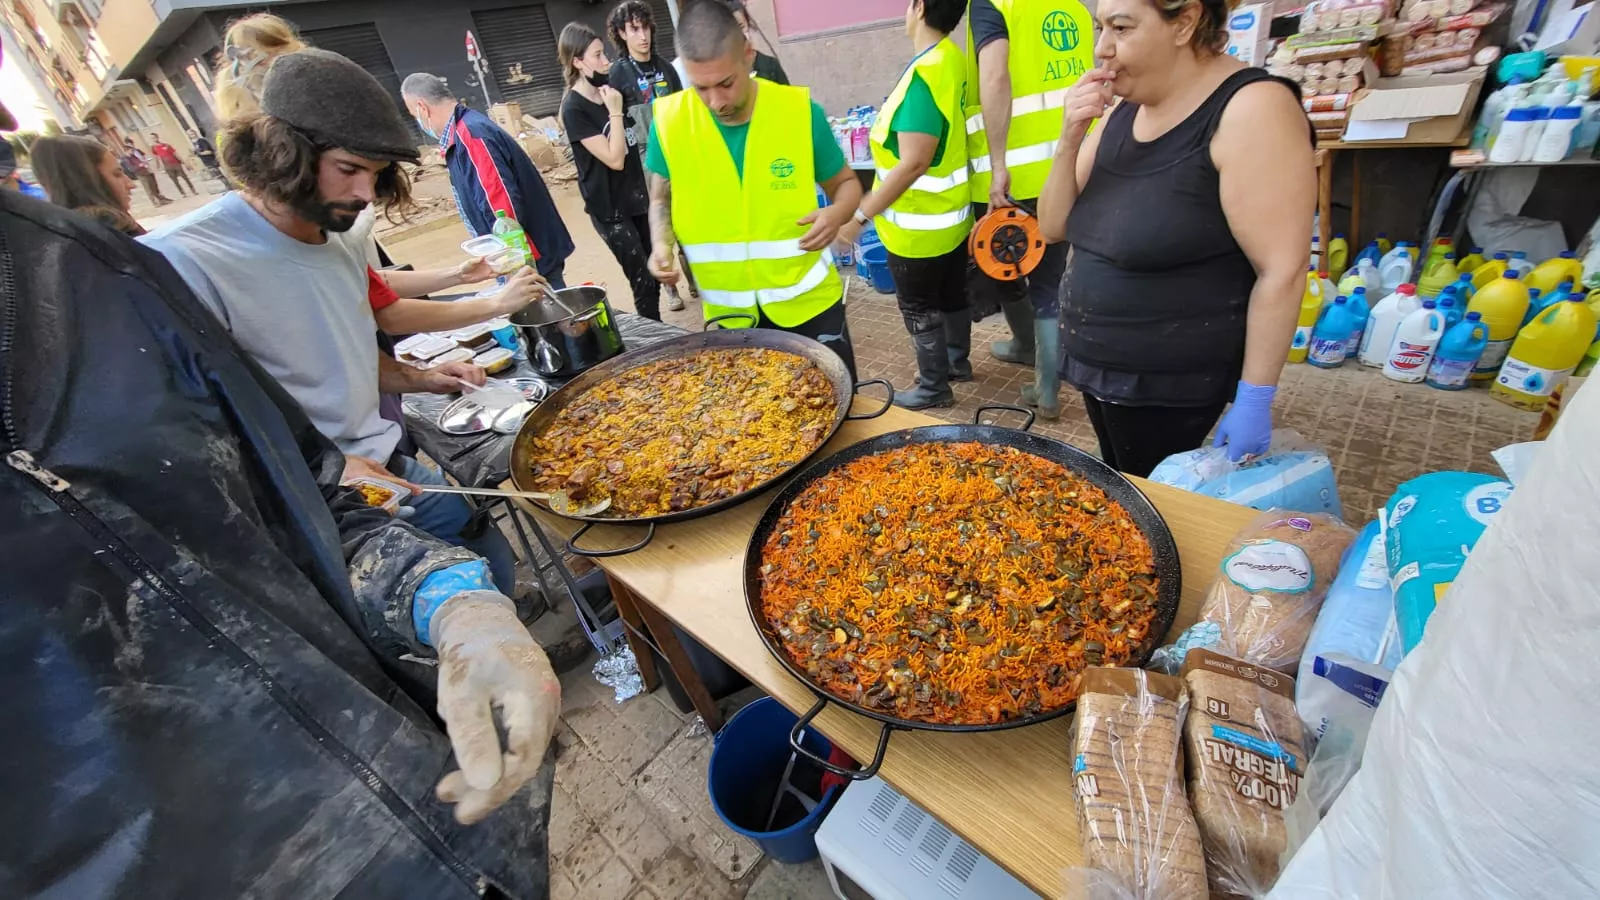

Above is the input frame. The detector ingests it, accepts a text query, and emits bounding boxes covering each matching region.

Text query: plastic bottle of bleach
[1533,103,1583,161]
[1423,238,1454,274]
[1437,287,1464,330]
[1506,250,1535,279]
[1310,296,1356,368]
[1320,270,1338,309]
[1526,251,1584,296]
[1384,300,1446,383]
[1338,259,1376,298]
[1360,283,1421,367]
[1379,243,1415,293]
[1472,252,1511,291]
[1353,239,1384,269]
[1327,234,1350,281]
[1419,252,1460,298]
[1454,272,1477,303]
[1289,267,1324,363]
[1457,247,1487,274]
[1376,232,1394,255]
[1468,269,1531,380]
[1427,312,1490,390]
[1491,297,1599,410]
[1344,286,1371,358]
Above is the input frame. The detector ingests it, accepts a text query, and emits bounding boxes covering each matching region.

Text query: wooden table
[523,403,1256,898]
[1314,133,1471,259]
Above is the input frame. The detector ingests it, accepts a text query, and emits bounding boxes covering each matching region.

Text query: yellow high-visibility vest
[965,0,1095,201]
[654,79,842,328]
[869,37,973,258]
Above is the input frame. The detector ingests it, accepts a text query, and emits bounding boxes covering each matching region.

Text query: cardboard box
[1226,3,1274,65]
[489,102,524,134]
[1343,68,1486,144]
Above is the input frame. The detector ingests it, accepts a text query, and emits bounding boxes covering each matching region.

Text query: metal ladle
[530,329,564,374]
[417,483,611,517]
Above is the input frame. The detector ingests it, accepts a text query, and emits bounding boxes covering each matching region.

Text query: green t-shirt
[645,99,845,183]
[883,71,949,169]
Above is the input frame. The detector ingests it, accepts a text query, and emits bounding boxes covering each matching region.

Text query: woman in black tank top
[1032,0,1315,477]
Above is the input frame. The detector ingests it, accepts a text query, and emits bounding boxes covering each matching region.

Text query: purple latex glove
[1213,381,1277,462]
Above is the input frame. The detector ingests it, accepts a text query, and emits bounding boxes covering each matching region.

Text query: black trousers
[1081,394,1228,478]
[887,243,969,328]
[591,213,661,320]
[746,300,857,382]
[164,165,195,196]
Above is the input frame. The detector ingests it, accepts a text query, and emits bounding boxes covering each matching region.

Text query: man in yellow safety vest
[967,0,1095,419]
[835,0,972,409]
[645,0,863,377]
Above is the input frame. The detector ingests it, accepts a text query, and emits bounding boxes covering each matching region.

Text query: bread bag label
[1223,541,1314,594]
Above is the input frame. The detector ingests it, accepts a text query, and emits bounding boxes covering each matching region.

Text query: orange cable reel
[969,206,1046,282]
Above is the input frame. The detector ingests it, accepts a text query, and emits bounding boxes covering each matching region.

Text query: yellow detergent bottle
[1576,338,1600,377]
[1418,253,1460,298]
[1289,267,1324,363]
[1526,251,1585,296]
[1472,253,1511,292]
[1492,298,1598,410]
[1467,269,1532,380]
[1376,232,1393,255]
[1423,238,1454,275]
[1328,234,1350,281]
[1457,246,1486,274]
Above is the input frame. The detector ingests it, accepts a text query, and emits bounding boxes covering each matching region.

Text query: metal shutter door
[471,5,563,119]
[650,0,677,63]
[300,23,419,141]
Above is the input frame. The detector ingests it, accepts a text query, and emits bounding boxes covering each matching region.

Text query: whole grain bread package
[1067,668,1207,900]
[1181,649,1308,898]
[1197,510,1356,672]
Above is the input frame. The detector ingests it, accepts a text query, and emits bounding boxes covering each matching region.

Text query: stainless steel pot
[509,285,626,377]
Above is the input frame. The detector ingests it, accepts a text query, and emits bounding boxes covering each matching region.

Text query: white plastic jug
[1378,245,1414,293]
[1359,284,1421,368]
[1383,300,1447,383]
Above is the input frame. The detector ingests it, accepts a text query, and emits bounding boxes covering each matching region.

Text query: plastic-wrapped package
[1295,521,1403,687]
[1149,431,1343,518]
[1182,649,1308,899]
[1067,668,1208,900]
[1383,472,1513,653]
[1198,511,1358,673]
[1268,328,1600,900]
[1282,655,1392,850]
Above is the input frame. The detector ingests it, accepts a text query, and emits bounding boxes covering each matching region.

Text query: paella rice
[758,442,1161,726]
[523,348,837,518]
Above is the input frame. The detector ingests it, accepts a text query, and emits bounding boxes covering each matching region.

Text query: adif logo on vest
[1041,11,1080,52]
[769,157,798,190]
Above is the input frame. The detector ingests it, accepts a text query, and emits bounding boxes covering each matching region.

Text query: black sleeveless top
[1061,68,1305,407]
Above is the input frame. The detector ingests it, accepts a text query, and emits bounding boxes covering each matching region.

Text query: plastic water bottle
[491,210,533,258]
[1360,283,1421,368]
[1427,312,1490,390]
[1383,299,1446,383]
[1309,296,1356,368]
[1344,286,1371,358]
[1492,297,1599,409]
[1379,243,1415,293]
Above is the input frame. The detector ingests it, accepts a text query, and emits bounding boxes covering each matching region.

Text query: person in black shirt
[188,129,221,179]
[726,1,790,84]
[560,22,662,321]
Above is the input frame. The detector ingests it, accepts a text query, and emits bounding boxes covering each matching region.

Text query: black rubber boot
[988,296,1036,366]
[894,312,956,410]
[946,313,974,382]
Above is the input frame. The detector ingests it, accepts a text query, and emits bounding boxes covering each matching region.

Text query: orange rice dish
[758,442,1160,726]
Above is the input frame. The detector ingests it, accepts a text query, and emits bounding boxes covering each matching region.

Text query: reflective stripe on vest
[965,0,1095,201]
[868,36,973,258]
[654,79,841,329]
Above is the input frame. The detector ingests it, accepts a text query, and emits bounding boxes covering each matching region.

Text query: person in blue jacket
[404,74,576,288]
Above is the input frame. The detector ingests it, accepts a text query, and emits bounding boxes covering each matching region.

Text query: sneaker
[666,292,686,312]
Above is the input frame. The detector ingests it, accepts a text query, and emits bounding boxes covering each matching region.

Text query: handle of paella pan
[789,697,892,781]
[974,404,1037,432]
[845,378,894,421]
[703,312,759,331]
[567,521,658,558]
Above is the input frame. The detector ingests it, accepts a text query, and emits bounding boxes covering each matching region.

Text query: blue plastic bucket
[707,697,838,864]
[860,244,895,294]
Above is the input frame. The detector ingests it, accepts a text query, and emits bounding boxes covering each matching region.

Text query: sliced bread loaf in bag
[1181,649,1308,899]
[1068,667,1208,900]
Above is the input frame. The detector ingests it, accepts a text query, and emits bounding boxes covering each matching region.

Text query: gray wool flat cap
[261,48,420,163]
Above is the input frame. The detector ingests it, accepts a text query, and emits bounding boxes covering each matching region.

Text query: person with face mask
[558,22,662,321]
[644,1,863,377]
[143,49,520,592]
[403,72,575,290]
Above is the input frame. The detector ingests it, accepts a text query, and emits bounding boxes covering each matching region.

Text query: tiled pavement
[386,197,1539,898]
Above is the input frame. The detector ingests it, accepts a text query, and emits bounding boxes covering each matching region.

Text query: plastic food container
[420,347,475,370]
[452,323,500,353]
[395,333,458,361]
[345,476,407,514]
[475,347,515,374]
[460,235,506,258]
[486,246,528,275]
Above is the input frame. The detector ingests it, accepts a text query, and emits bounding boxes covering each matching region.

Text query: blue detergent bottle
[1522,282,1570,326]
[1454,272,1476,303]
[1437,286,1464,330]
[1427,311,1490,390]
[1353,239,1384,269]
[1343,286,1371,358]
[1309,295,1356,368]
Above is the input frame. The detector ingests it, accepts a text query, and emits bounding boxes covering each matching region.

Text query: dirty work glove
[1212,381,1276,463]
[430,589,561,825]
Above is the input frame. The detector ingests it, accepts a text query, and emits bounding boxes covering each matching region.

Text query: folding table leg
[629,587,725,732]
[605,574,661,692]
